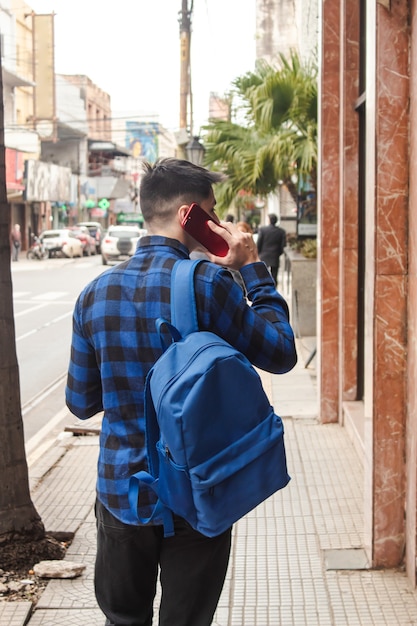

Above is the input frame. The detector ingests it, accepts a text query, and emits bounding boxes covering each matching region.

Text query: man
[10,224,21,262]
[256,213,287,286]
[66,158,297,626]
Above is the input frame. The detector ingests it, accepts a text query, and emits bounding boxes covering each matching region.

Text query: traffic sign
[98,198,110,210]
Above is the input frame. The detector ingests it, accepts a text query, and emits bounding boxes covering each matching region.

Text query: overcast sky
[28,0,256,134]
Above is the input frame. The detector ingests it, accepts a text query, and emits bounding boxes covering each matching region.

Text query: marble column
[319,0,341,423]
[406,0,417,586]
[365,0,408,567]
[340,1,359,404]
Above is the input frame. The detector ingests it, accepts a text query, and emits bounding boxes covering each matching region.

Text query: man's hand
[205,221,259,269]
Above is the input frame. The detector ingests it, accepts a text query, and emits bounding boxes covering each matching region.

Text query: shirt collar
[137,235,190,258]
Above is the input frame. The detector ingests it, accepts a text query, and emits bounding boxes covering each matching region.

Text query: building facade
[61,74,112,142]
[319,0,417,584]
[256,0,318,63]
[2,2,137,238]
[1,1,39,246]
[255,0,417,587]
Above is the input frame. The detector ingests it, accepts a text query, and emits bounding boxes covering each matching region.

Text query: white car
[101,225,146,265]
[40,229,84,258]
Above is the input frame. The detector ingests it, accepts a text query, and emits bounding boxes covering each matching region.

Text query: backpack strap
[146,258,202,468]
[128,470,174,537]
[171,259,204,336]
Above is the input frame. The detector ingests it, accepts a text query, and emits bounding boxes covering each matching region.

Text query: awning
[3,67,35,88]
[88,140,131,158]
[114,197,136,213]
[57,120,88,139]
[94,176,130,199]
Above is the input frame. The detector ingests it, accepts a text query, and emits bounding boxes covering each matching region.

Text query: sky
[28,0,256,138]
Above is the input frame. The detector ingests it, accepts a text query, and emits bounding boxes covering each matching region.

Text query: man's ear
[177,204,190,223]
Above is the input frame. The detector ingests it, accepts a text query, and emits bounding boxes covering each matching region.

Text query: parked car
[69,226,96,256]
[101,225,146,265]
[76,221,104,253]
[40,229,84,258]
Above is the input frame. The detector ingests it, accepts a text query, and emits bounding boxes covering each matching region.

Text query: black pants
[95,500,232,626]
[269,265,279,286]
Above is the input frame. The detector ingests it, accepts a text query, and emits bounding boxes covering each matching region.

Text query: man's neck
[146,224,189,248]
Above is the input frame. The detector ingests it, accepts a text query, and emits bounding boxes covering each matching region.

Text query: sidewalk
[2,338,417,625]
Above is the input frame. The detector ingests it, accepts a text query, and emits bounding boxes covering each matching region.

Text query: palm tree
[203,50,317,213]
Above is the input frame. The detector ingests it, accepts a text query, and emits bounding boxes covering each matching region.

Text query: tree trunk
[0,50,45,542]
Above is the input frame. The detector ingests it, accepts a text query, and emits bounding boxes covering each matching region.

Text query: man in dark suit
[256,214,286,286]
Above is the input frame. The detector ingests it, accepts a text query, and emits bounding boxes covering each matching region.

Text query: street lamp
[185,136,205,166]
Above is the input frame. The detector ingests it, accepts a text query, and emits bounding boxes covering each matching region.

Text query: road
[10,253,106,451]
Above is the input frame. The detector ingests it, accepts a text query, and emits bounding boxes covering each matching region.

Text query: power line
[5,112,180,130]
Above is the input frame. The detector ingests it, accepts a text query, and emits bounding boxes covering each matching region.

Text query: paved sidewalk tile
[32,437,98,533]
[28,438,101,624]
[23,357,417,626]
[212,416,417,626]
[0,601,32,626]
[27,608,104,625]
[36,518,96,610]
[28,441,69,490]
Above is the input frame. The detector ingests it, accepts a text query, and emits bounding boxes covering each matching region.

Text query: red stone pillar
[406,0,417,587]
[366,0,408,567]
[340,2,360,404]
[319,0,341,424]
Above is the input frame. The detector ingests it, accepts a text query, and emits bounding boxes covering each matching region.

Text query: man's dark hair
[139,158,224,224]
[269,213,278,225]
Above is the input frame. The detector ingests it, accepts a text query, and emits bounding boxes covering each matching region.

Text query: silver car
[101,225,146,265]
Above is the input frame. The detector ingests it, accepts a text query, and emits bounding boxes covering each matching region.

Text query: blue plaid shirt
[66,236,297,525]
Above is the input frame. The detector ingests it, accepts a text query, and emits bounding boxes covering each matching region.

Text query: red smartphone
[181,203,229,257]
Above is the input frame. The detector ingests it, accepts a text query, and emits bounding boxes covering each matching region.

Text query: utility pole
[178,0,204,165]
[179,0,192,133]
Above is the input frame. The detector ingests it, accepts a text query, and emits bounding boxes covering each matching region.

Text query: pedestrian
[65,158,297,626]
[10,224,22,262]
[236,220,253,234]
[256,213,287,286]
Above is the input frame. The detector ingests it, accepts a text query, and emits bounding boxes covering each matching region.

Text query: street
[10,254,106,448]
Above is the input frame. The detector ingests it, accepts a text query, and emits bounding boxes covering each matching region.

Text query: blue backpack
[129,259,290,537]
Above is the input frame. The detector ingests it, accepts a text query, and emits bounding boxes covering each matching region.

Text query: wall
[256,0,319,63]
[318,0,340,424]
[62,74,112,141]
[12,0,35,129]
[407,0,417,587]
[56,76,89,135]
[319,0,411,575]
[364,0,408,570]
[256,0,299,62]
